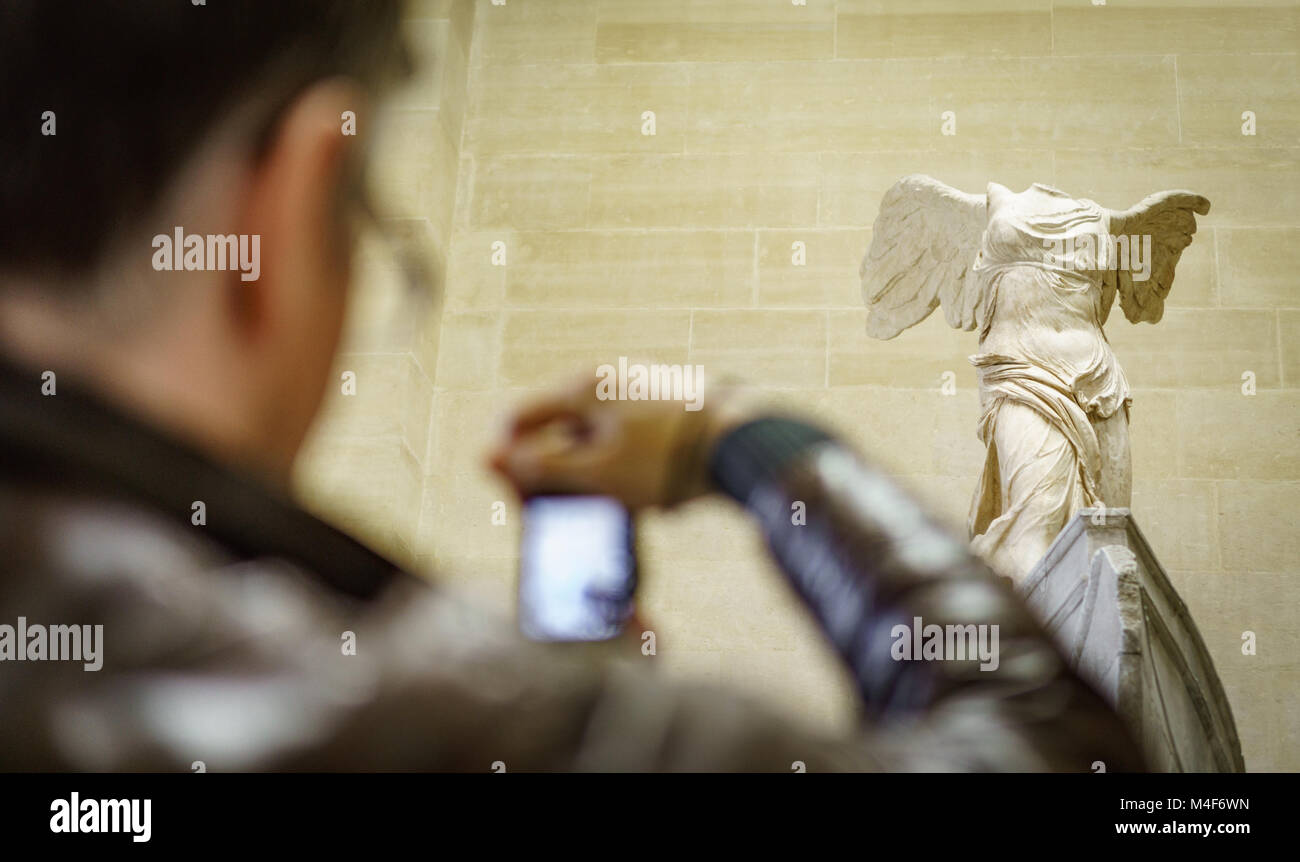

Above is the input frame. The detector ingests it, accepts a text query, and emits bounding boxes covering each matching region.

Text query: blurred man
[0,1,1142,771]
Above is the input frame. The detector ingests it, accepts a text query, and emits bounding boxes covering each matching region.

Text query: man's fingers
[502,375,596,438]
[495,431,605,497]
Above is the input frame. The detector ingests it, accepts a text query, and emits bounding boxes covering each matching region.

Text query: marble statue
[860,176,1210,582]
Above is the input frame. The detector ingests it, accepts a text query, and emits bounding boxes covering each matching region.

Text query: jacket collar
[0,351,404,599]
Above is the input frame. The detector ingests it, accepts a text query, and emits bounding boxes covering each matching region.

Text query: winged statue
[860,176,1210,582]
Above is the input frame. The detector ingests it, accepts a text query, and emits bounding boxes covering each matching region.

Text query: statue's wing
[1106,191,1210,324]
[860,174,987,340]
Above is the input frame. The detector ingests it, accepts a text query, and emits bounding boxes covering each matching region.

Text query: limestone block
[595,0,835,63]
[1218,227,1300,307]
[499,309,691,386]
[836,0,1051,60]
[1051,0,1300,56]
[492,230,755,309]
[1177,54,1300,148]
[690,309,826,387]
[759,229,868,308]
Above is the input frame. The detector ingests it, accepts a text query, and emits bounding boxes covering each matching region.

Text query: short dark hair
[0,0,408,285]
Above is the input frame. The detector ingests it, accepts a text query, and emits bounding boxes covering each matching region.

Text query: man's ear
[232,79,367,343]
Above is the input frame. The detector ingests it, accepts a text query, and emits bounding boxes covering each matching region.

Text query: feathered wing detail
[859,174,988,340]
[1106,191,1211,324]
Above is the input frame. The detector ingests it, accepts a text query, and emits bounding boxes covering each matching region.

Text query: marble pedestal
[1019,508,1245,772]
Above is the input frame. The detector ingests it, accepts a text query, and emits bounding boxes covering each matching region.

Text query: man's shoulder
[1,481,227,581]
[0,480,374,624]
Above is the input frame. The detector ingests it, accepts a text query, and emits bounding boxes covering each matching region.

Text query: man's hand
[488,374,757,511]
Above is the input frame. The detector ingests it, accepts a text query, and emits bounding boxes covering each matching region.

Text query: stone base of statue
[1019,508,1245,772]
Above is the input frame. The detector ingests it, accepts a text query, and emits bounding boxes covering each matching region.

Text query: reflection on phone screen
[519,496,635,642]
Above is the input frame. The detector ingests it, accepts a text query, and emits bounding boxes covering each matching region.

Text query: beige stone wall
[295,0,476,561]
[321,1,1299,769]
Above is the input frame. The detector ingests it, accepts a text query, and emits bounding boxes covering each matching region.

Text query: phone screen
[518,495,636,642]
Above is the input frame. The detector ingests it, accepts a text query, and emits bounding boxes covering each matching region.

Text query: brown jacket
[0,355,1144,771]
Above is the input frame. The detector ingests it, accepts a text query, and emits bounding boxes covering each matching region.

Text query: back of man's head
[1,0,407,286]
[0,1,411,482]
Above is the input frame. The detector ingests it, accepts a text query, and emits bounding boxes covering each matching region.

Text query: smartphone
[518,495,637,642]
